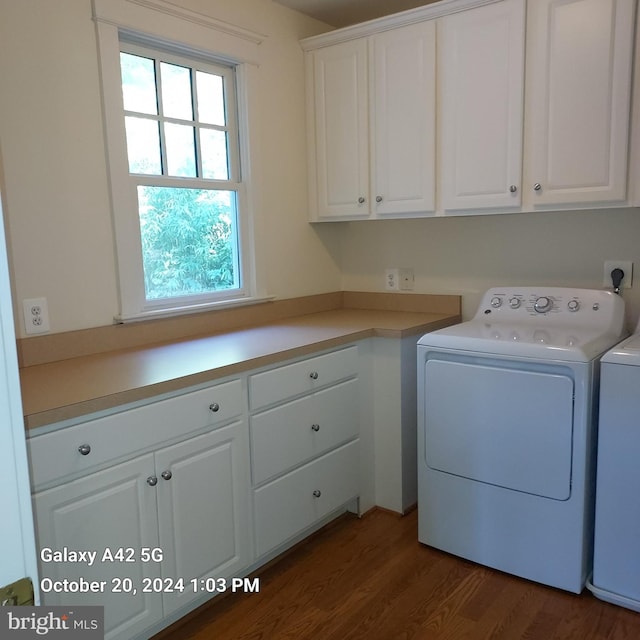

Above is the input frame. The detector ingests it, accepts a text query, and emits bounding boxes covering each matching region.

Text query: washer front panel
[424,355,574,500]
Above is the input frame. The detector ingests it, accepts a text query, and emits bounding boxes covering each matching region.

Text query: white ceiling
[273,0,440,28]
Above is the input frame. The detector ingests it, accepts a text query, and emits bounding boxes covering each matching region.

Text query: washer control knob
[490,296,502,308]
[534,296,553,313]
[509,297,521,309]
[567,299,580,312]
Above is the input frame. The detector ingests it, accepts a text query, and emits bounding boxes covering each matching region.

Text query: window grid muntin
[120,42,237,182]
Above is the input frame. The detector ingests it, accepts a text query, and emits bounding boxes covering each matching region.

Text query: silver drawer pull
[311,424,320,432]
[209,402,220,413]
[78,444,91,456]
[161,470,172,481]
[312,490,322,498]
[309,371,319,380]
[147,476,158,487]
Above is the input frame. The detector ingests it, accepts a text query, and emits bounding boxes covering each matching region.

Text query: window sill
[115,295,275,324]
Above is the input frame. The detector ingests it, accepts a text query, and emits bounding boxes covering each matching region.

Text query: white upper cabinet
[439,0,525,212]
[310,39,369,219]
[303,0,637,219]
[306,21,436,220]
[371,22,436,216]
[525,0,635,207]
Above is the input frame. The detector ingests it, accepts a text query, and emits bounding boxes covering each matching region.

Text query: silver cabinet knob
[309,371,319,380]
[533,183,542,191]
[509,185,517,193]
[161,470,172,481]
[209,402,220,413]
[311,424,320,432]
[147,476,158,487]
[312,490,322,498]
[375,195,383,203]
[78,444,91,456]
[357,197,365,204]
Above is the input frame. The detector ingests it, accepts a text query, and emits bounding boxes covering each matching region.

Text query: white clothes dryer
[417,287,626,593]
[589,329,640,611]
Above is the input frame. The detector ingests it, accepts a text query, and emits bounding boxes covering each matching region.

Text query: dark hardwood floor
[154,509,640,639]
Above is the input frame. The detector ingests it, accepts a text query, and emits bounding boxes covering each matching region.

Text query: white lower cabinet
[154,423,250,617]
[34,454,162,640]
[30,380,250,640]
[29,346,362,639]
[34,420,249,640]
[253,440,359,558]
[250,378,358,485]
[249,347,360,558]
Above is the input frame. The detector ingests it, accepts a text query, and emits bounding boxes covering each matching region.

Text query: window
[93,0,265,322]
[115,42,247,315]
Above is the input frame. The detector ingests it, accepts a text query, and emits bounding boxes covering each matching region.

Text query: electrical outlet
[23,297,50,334]
[399,268,414,291]
[385,268,399,291]
[603,261,633,289]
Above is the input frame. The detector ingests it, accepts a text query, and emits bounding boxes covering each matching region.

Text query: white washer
[588,329,640,610]
[417,287,626,593]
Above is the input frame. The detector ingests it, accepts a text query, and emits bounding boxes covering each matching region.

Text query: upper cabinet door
[371,21,436,216]
[311,39,369,219]
[526,0,635,206]
[439,0,526,212]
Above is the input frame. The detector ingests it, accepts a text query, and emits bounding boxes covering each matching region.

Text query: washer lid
[601,333,640,365]
[418,320,622,361]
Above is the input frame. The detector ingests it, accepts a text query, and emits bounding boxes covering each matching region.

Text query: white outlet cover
[385,268,399,291]
[23,297,50,334]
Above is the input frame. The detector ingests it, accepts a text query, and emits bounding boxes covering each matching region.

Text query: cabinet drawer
[253,440,359,557]
[28,379,242,488]
[251,379,358,485]
[249,346,358,410]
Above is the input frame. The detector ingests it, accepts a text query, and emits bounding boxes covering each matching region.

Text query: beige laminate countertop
[20,307,459,431]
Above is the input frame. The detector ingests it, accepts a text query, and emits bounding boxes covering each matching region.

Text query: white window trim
[93,0,270,322]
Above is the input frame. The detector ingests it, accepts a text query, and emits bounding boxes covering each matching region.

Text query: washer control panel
[477,287,624,333]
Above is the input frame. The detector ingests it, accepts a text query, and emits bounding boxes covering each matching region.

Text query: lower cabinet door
[33,454,163,640]
[155,421,250,616]
[253,440,359,557]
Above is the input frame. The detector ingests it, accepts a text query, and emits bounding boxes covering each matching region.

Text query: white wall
[0,0,341,336]
[1,0,639,338]
[338,207,640,328]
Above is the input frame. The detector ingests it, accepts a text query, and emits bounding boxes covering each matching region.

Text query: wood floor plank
[153,509,640,640]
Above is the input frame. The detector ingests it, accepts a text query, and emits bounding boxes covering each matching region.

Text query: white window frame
[94,0,268,322]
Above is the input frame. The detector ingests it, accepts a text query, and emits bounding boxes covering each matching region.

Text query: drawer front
[253,440,359,557]
[251,379,358,485]
[28,379,242,488]
[249,346,358,411]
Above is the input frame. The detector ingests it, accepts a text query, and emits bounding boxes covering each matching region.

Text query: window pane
[161,62,193,120]
[196,71,226,125]
[120,53,158,115]
[125,117,161,174]
[200,129,229,180]
[165,123,196,177]
[137,186,240,300]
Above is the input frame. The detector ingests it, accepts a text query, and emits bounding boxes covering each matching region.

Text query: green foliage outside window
[138,186,237,300]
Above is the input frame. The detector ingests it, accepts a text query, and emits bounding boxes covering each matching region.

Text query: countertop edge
[22,309,461,432]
